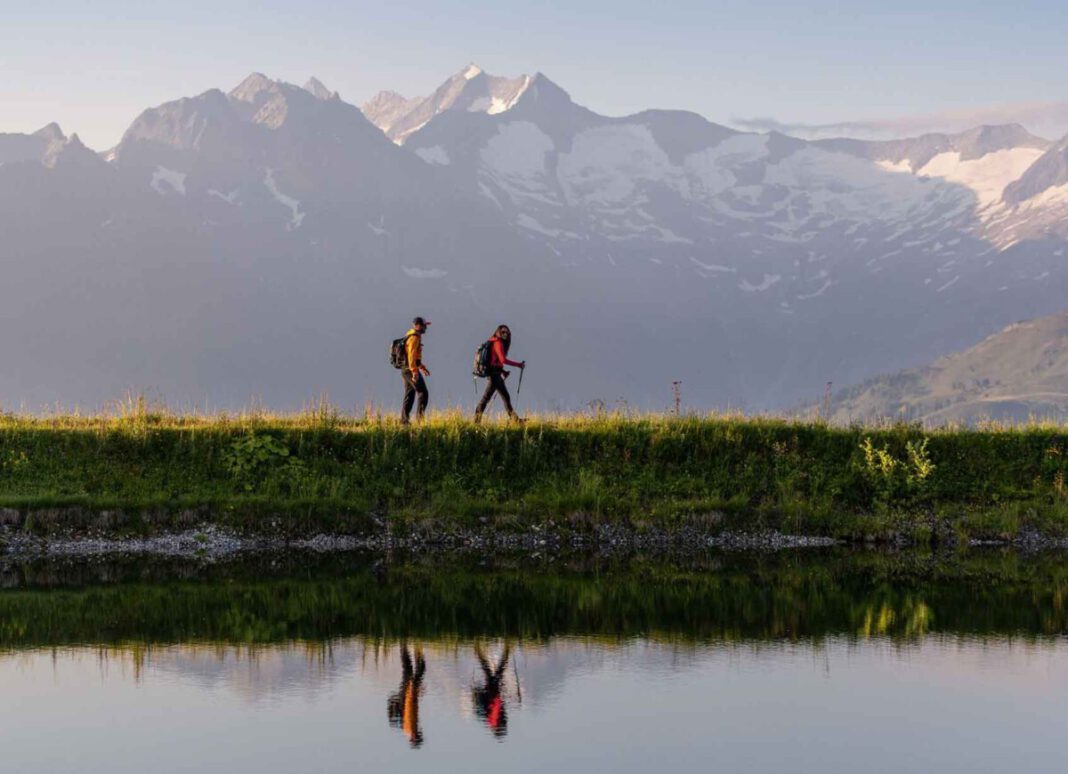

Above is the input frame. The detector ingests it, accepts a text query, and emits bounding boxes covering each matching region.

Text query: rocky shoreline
[4,519,1068,561]
[0,523,838,560]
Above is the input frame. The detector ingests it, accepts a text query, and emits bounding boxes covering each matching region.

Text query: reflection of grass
[4,404,1068,540]
[2,551,1067,649]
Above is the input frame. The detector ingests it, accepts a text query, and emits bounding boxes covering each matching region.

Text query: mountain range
[3,65,1068,412]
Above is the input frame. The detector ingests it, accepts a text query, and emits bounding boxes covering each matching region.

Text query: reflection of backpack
[390,334,412,369]
[473,340,493,377]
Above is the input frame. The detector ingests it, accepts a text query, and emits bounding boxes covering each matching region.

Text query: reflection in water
[5,634,1068,774]
[473,643,511,738]
[4,550,1068,648]
[388,644,426,747]
[3,550,1068,772]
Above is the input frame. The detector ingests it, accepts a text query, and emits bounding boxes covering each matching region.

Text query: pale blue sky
[4,0,1068,149]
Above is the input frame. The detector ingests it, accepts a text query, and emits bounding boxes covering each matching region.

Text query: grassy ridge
[3,407,1068,539]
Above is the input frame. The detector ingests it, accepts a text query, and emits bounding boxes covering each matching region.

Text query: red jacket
[490,336,522,369]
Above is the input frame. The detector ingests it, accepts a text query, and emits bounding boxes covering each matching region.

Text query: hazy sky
[5,0,1068,149]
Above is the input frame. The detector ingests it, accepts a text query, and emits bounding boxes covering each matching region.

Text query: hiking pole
[517,364,525,398]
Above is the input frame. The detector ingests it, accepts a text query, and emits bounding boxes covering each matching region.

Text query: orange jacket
[405,329,424,375]
[403,682,419,742]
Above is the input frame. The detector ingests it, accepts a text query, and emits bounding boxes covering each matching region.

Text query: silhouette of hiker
[472,643,510,738]
[388,644,426,748]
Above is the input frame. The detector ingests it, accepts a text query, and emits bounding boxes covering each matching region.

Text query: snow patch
[689,256,736,273]
[403,266,447,279]
[739,274,781,293]
[557,124,680,206]
[208,188,239,204]
[478,181,503,209]
[683,134,770,199]
[415,145,450,166]
[876,159,914,174]
[918,148,1044,209]
[488,76,531,115]
[797,279,833,300]
[936,275,960,293]
[479,122,555,202]
[263,168,305,229]
[516,213,561,237]
[463,64,482,80]
[150,166,186,196]
[763,147,957,226]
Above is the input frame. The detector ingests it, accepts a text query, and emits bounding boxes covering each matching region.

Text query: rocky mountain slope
[816,311,1068,425]
[4,66,1068,413]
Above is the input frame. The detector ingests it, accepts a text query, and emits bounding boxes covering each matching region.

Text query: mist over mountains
[3,65,1068,412]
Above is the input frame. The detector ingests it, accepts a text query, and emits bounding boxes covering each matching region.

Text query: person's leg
[474,377,498,421]
[495,374,517,418]
[401,371,416,424]
[415,374,429,421]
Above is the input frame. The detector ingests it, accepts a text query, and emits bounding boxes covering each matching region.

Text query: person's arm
[492,339,524,369]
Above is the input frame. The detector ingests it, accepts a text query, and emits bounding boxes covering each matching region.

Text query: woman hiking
[474,324,525,423]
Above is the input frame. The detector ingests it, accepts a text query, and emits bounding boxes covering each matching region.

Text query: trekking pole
[517,364,525,398]
[512,651,522,704]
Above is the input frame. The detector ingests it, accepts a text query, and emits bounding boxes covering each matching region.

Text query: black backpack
[472,339,493,377]
[390,334,413,369]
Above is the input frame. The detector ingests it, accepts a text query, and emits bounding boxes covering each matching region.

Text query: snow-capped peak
[365,65,535,143]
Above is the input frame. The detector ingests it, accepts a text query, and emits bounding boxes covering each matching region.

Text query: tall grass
[3,401,1068,539]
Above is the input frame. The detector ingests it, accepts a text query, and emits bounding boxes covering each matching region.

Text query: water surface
[3,550,1067,773]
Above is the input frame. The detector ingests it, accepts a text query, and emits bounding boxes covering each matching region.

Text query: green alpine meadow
[4,403,1068,543]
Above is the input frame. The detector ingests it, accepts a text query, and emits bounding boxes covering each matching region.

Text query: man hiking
[474,324,525,423]
[401,316,431,424]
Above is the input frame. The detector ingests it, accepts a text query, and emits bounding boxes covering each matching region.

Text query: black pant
[475,371,515,417]
[402,370,428,423]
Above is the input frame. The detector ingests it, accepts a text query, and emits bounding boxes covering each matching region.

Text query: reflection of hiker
[388,644,426,748]
[400,317,431,425]
[472,644,510,738]
[473,325,525,423]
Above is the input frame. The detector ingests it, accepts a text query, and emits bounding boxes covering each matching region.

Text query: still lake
[2,549,1067,773]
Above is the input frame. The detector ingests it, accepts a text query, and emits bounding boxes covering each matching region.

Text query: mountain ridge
[5,68,1068,413]
[814,310,1068,425]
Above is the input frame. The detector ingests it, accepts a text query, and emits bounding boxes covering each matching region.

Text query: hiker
[388,644,426,748]
[474,324,525,423]
[472,643,510,738]
[400,316,431,424]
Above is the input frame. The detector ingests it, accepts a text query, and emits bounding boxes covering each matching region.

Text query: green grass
[3,551,1068,647]
[4,402,1068,541]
